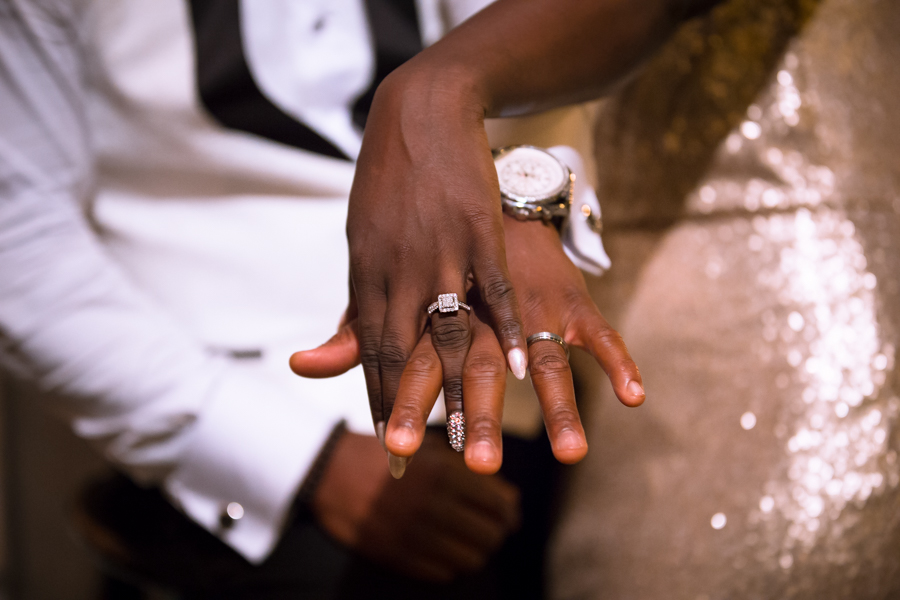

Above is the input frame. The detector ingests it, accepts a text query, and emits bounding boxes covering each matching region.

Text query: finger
[570,307,645,407]
[378,296,428,424]
[528,335,587,464]
[379,296,432,479]
[461,317,506,474]
[385,332,443,458]
[472,249,528,381]
[429,289,473,437]
[289,318,360,378]
[356,287,388,427]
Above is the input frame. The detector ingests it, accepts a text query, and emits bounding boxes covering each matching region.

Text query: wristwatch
[493,145,574,223]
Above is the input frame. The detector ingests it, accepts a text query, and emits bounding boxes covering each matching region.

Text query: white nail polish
[388,452,408,479]
[508,348,527,380]
[375,421,386,450]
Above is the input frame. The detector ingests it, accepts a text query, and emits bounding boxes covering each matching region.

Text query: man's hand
[310,430,521,582]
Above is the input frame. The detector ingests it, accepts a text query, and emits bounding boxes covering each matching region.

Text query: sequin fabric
[551,0,900,598]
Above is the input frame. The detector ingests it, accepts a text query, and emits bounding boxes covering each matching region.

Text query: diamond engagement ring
[427,293,472,315]
[526,332,570,359]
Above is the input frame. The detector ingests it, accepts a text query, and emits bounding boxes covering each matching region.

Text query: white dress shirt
[0,0,608,562]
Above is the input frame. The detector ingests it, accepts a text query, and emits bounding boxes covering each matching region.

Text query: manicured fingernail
[388,452,408,479]
[468,441,496,465]
[390,425,416,450]
[375,421,386,450]
[627,380,645,400]
[508,348,527,380]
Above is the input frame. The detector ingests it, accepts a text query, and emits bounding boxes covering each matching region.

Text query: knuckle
[379,340,410,371]
[349,252,373,277]
[530,349,570,377]
[359,342,381,368]
[590,323,625,349]
[546,404,581,428]
[480,277,516,309]
[405,351,441,376]
[390,402,428,428]
[443,378,464,402]
[432,320,470,351]
[464,353,505,381]
[466,414,502,440]
[498,320,523,343]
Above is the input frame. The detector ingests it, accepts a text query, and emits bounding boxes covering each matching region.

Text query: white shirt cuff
[163,364,337,563]
[547,145,611,277]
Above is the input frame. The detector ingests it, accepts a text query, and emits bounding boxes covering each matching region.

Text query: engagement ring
[427,293,471,315]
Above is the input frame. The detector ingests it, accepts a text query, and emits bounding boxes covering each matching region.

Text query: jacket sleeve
[0,0,336,563]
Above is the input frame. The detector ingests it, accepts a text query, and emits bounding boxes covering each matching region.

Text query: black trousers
[81,432,562,600]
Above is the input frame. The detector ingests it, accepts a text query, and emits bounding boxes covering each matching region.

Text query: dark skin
[294,0,721,580]
[338,0,710,466]
[294,216,640,472]
[311,429,520,582]
[301,217,627,581]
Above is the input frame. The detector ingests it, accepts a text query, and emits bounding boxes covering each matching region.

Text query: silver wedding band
[526,332,570,359]
[427,293,471,315]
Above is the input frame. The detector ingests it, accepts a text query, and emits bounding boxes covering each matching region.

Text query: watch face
[494,146,569,202]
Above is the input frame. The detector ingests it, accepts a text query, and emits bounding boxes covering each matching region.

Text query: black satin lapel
[187,0,351,161]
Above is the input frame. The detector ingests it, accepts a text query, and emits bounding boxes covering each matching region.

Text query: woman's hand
[292,214,643,474]
[383,216,644,469]
[346,65,528,440]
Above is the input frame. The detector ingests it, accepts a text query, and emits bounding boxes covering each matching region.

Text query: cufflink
[218,501,244,529]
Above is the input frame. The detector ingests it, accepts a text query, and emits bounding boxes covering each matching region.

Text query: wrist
[375,58,488,128]
[503,213,562,252]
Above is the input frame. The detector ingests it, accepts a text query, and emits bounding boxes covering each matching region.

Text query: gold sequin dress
[551,0,900,597]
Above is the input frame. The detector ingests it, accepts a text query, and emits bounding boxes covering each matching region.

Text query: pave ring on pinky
[526,331,570,360]
[427,293,472,315]
[447,411,466,452]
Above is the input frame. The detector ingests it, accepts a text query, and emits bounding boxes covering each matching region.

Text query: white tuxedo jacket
[0,0,608,561]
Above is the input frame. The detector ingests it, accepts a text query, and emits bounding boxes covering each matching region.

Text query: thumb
[289,318,360,378]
